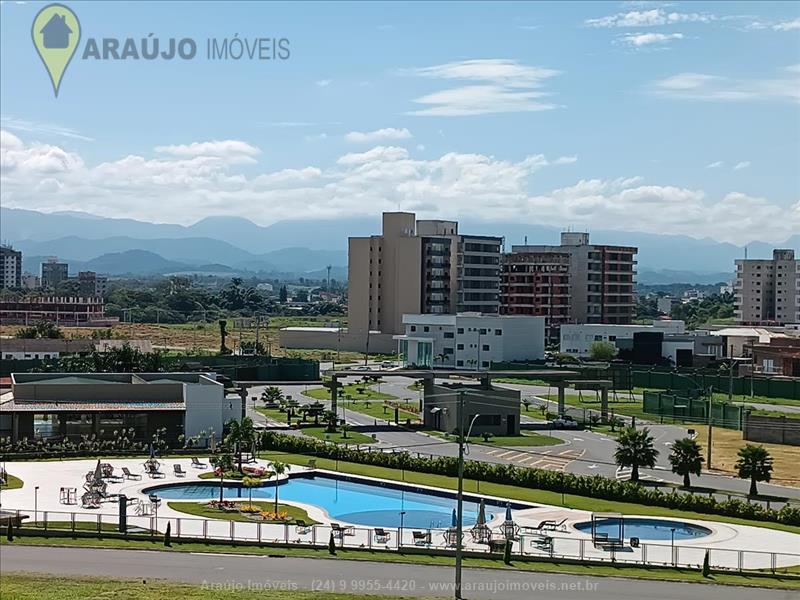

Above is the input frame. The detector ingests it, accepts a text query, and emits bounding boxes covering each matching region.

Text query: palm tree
[225,416,257,472]
[270,461,291,513]
[261,386,284,406]
[614,427,659,482]
[736,444,773,496]
[210,452,234,503]
[668,437,704,488]
[242,475,261,508]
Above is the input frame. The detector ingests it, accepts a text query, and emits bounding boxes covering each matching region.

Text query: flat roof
[333,369,579,380]
[0,400,184,413]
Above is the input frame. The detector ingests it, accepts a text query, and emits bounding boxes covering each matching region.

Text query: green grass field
[427,431,562,447]
[0,473,24,490]
[300,426,376,445]
[167,501,318,524]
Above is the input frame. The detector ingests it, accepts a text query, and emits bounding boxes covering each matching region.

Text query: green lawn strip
[2,540,797,591]
[0,573,433,600]
[303,384,396,403]
[257,451,800,535]
[167,501,318,525]
[0,473,24,490]
[339,399,419,422]
[632,387,800,408]
[299,426,376,445]
[493,377,553,386]
[749,409,800,420]
[473,433,562,447]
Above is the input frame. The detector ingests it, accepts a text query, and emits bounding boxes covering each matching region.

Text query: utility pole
[706,386,713,469]
[454,389,466,600]
[255,315,261,354]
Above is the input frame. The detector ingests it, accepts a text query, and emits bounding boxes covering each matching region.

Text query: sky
[1,0,799,244]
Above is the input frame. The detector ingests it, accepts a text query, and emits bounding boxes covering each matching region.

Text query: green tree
[164,521,172,547]
[589,341,617,361]
[261,386,284,406]
[224,416,257,472]
[209,452,234,503]
[735,444,773,496]
[614,427,659,482]
[270,461,291,514]
[668,437,704,488]
[279,285,288,303]
[242,475,261,507]
[14,321,64,339]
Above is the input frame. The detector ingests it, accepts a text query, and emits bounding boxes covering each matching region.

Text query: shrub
[702,550,710,578]
[328,531,336,555]
[164,522,171,547]
[259,431,800,526]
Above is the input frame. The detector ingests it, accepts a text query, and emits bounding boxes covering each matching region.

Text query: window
[410,325,416,332]
[457,344,464,350]
[494,329,502,335]
[481,360,490,368]
[479,328,487,335]
[482,344,490,351]
[594,335,603,341]
[444,347,454,355]
[444,332,454,339]
[472,414,500,426]
[456,360,464,366]
[423,326,430,332]
[457,328,464,334]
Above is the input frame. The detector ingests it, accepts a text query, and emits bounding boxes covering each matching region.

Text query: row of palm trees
[614,426,774,495]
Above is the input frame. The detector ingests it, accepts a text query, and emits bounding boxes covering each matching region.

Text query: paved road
[243,377,800,502]
[3,546,794,600]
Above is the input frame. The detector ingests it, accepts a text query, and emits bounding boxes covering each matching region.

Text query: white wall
[1,351,60,360]
[183,379,239,440]
[560,320,686,357]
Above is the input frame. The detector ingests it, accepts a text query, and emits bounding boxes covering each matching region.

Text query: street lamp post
[34,485,40,526]
[399,510,406,549]
[670,528,676,566]
[454,391,481,600]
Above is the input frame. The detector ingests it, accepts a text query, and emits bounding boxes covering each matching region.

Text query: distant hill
[3,207,797,277]
[637,269,733,286]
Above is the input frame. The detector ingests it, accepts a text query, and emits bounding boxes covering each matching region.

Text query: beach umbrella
[476,499,486,526]
[505,503,512,522]
[451,508,458,527]
[93,459,102,480]
[149,443,155,459]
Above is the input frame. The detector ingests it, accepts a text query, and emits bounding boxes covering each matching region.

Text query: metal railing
[6,507,799,574]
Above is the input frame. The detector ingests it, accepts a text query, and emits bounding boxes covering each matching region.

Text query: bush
[328,531,336,555]
[260,431,800,527]
[702,550,710,577]
[164,521,172,547]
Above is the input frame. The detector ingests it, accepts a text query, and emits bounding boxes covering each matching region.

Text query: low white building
[560,320,686,357]
[394,313,546,369]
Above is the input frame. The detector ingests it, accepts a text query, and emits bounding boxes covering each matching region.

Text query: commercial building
[560,320,685,358]
[500,249,571,342]
[710,327,790,359]
[77,271,108,298]
[0,372,241,444]
[394,313,546,369]
[1,245,22,289]
[734,249,800,325]
[1,339,94,360]
[0,296,118,327]
[424,381,521,436]
[20,273,40,289]
[505,232,638,327]
[41,258,69,289]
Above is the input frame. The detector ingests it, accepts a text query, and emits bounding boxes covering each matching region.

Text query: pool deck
[1,457,799,571]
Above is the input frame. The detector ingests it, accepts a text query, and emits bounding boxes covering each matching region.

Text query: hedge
[260,431,800,527]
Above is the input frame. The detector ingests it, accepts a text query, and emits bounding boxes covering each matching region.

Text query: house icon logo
[41,13,73,49]
[31,3,81,97]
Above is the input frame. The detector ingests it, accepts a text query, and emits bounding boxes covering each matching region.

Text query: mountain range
[2,207,798,283]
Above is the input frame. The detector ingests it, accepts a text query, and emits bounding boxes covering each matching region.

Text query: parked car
[381,361,393,368]
[551,416,578,429]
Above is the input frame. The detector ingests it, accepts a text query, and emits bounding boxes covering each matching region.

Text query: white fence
[5,506,799,574]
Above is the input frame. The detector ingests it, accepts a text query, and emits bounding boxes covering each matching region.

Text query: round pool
[574,518,712,541]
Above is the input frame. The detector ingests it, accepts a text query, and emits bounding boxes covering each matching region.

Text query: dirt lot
[695,426,800,489]
[0,317,364,363]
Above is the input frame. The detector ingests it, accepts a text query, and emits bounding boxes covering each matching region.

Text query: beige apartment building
[348,212,502,338]
[735,249,800,325]
[503,232,637,333]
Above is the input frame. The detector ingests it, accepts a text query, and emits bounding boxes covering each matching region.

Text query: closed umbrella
[451,508,458,527]
[476,499,486,526]
[149,443,156,459]
[93,459,102,480]
[504,503,512,522]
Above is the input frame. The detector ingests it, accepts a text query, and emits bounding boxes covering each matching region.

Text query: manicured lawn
[303,383,396,402]
[257,450,800,535]
[2,543,798,590]
[338,398,419,423]
[1,574,431,599]
[632,387,800,409]
[0,473,23,490]
[493,377,554,386]
[300,426,376,445]
[167,501,318,525]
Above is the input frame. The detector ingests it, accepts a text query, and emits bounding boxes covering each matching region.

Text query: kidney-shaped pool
[147,474,510,529]
[574,517,712,541]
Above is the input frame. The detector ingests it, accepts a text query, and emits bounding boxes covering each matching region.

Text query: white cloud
[706,161,723,168]
[1,116,94,141]
[345,128,413,143]
[733,161,751,170]
[154,140,261,159]
[619,32,684,47]
[773,18,800,31]
[586,9,713,28]
[1,131,796,243]
[316,79,332,87]
[304,133,328,142]
[403,59,561,116]
[650,65,800,103]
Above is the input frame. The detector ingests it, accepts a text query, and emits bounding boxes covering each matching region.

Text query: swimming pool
[574,518,712,541]
[147,474,506,529]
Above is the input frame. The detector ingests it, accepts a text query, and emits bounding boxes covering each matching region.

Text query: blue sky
[1,0,798,243]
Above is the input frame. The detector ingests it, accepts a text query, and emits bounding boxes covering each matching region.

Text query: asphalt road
[3,546,795,600]
[244,376,800,502]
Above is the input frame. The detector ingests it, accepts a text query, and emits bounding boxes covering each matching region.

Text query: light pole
[34,485,40,526]
[454,390,481,600]
[670,527,676,566]
[399,510,406,548]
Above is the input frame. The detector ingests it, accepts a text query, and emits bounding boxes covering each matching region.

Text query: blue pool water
[148,475,502,529]
[574,518,711,541]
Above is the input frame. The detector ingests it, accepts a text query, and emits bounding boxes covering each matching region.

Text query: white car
[551,416,579,429]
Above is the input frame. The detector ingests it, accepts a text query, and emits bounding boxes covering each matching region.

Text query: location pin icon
[31,3,81,97]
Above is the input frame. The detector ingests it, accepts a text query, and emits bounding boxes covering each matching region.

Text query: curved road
[3,546,795,600]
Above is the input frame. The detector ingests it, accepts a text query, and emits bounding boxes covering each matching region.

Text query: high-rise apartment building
[1,245,22,289]
[348,212,502,337]
[78,271,108,298]
[41,258,68,289]
[503,232,637,335]
[735,249,800,325]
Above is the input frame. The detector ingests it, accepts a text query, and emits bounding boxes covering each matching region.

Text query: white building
[560,320,686,357]
[656,296,678,315]
[394,313,546,369]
